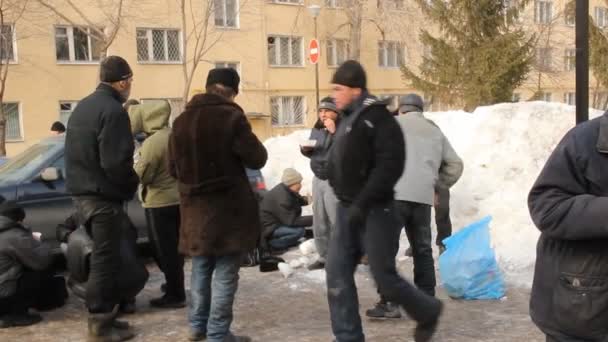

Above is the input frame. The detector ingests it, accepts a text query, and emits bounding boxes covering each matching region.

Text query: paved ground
[0,254,543,342]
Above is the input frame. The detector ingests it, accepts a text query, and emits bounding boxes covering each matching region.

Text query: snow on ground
[261,102,604,287]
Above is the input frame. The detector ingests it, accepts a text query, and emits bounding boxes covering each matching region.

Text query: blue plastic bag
[438,216,505,300]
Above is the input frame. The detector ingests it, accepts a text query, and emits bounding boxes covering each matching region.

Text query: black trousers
[145,205,185,299]
[435,187,452,247]
[74,198,129,313]
[0,269,67,315]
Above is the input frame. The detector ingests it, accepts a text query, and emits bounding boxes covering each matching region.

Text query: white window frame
[268,35,304,67]
[512,93,521,102]
[0,24,17,64]
[214,0,240,29]
[565,11,575,26]
[564,92,575,105]
[534,0,553,24]
[378,41,404,68]
[54,26,101,64]
[269,0,303,6]
[539,92,552,102]
[325,0,343,8]
[3,102,23,142]
[136,28,182,64]
[59,101,79,124]
[326,39,350,67]
[270,96,306,127]
[536,47,552,71]
[564,49,575,71]
[595,7,608,28]
[214,61,240,73]
[378,0,405,11]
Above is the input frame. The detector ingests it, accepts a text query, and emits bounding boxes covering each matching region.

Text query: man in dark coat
[260,168,313,251]
[325,60,443,342]
[528,113,608,342]
[0,201,67,328]
[168,68,267,342]
[65,55,139,341]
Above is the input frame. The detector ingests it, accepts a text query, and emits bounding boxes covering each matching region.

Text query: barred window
[136,28,181,63]
[0,24,16,62]
[325,0,343,8]
[55,26,102,62]
[535,48,552,71]
[539,92,552,102]
[327,39,350,67]
[268,36,303,67]
[215,61,240,72]
[271,96,305,126]
[214,0,238,28]
[377,0,404,10]
[271,0,302,4]
[564,49,575,71]
[564,92,575,105]
[595,7,608,28]
[512,93,521,102]
[534,0,552,24]
[3,103,21,141]
[378,41,404,68]
[59,101,78,124]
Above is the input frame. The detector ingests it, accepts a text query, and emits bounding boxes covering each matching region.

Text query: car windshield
[0,142,61,185]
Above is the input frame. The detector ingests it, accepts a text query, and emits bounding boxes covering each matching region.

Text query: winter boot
[150,295,186,309]
[188,330,206,341]
[88,306,135,342]
[365,301,402,319]
[0,312,42,328]
[224,334,252,342]
[414,300,443,342]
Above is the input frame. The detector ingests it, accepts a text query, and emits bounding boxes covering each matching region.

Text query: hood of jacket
[129,100,171,136]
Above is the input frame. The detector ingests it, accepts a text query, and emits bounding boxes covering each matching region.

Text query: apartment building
[0,0,603,155]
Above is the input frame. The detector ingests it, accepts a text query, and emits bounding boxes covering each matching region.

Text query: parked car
[0,136,268,255]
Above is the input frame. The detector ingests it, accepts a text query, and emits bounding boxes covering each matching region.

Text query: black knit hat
[206,68,240,95]
[331,60,367,89]
[0,200,25,222]
[100,56,133,83]
[319,96,338,113]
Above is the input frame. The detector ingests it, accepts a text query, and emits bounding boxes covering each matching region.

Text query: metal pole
[314,17,320,112]
[576,0,589,124]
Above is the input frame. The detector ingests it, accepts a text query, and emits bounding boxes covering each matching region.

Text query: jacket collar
[187,93,243,112]
[96,83,125,104]
[597,113,608,153]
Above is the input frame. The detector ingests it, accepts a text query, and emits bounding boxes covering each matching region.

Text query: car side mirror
[40,167,61,182]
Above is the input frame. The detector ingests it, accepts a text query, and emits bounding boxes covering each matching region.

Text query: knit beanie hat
[319,96,338,113]
[100,56,133,83]
[206,68,240,95]
[331,60,367,89]
[0,200,26,223]
[281,168,303,187]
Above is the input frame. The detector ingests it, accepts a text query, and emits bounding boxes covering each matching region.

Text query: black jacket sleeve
[12,231,52,270]
[528,130,608,240]
[99,107,139,194]
[353,109,405,210]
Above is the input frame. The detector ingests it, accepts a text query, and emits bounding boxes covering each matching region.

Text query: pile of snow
[261,102,604,287]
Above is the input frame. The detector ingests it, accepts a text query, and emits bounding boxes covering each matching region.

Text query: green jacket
[129,101,179,208]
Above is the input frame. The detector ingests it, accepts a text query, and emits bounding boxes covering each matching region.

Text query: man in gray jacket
[366,93,463,319]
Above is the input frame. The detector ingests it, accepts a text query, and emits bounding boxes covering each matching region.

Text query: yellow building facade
[1,0,603,155]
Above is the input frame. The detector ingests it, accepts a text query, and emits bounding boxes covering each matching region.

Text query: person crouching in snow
[260,168,313,252]
[301,97,341,270]
[130,100,185,309]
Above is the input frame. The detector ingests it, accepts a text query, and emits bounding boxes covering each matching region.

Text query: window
[564,49,575,71]
[326,39,350,67]
[268,36,303,67]
[136,28,181,63]
[564,92,575,105]
[378,41,404,68]
[270,0,302,4]
[214,0,238,28]
[535,48,552,71]
[59,101,78,124]
[325,0,343,8]
[0,24,16,62]
[539,92,552,102]
[565,12,575,26]
[378,0,404,10]
[55,26,102,63]
[270,96,305,126]
[595,7,608,28]
[534,0,552,24]
[215,61,240,72]
[3,103,21,141]
[512,93,521,102]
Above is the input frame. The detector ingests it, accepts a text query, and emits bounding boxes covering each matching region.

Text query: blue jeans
[190,255,241,342]
[268,226,306,250]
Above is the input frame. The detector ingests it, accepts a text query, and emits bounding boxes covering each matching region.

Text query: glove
[346,205,366,229]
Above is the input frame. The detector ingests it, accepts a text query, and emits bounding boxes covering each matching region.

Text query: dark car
[0,136,267,254]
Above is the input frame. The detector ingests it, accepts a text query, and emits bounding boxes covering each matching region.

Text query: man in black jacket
[528,113,608,342]
[325,60,442,342]
[260,168,313,251]
[65,56,139,341]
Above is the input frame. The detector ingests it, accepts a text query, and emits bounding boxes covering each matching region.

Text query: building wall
[2,0,604,156]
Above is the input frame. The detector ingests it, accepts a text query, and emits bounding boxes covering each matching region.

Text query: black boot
[414,300,443,342]
[150,295,186,309]
[365,301,402,319]
[88,306,135,342]
[0,312,42,328]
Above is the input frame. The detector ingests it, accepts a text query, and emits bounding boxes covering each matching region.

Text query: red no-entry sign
[309,39,320,65]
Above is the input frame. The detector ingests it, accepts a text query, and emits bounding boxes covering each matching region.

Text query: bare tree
[0,0,28,156]
[34,0,126,57]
